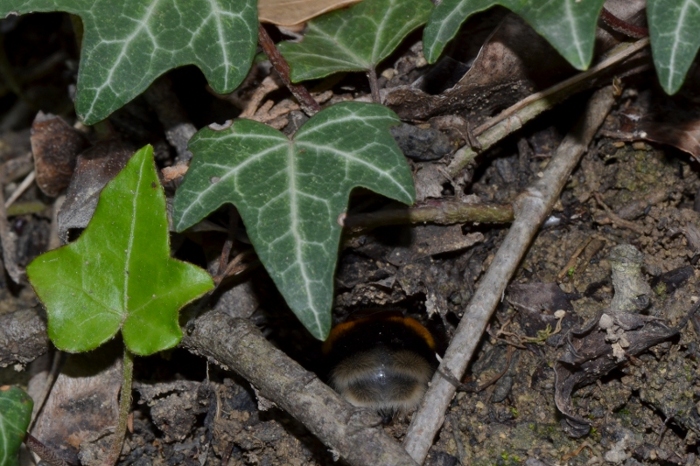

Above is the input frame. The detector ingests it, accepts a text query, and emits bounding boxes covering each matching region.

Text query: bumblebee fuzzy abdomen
[329,347,434,414]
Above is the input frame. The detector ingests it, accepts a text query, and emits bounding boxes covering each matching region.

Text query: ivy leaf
[173,102,415,339]
[27,145,214,355]
[423,0,605,70]
[0,386,33,466]
[648,0,700,94]
[0,0,257,125]
[277,0,432,82]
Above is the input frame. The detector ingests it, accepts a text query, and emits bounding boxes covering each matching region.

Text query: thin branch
[557,236,593,280]
[403,86,616,463]
[341,201,513,229]
[5,170,35,208]
[182,312,419,466]
[106,348,134,466]
[593,192,647,235]
[0,164,24,283]
[258,24,321,116]
[447,38,649,177]
[29,351,64,431]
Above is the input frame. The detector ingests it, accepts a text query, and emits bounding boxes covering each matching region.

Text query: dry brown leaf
[30,112,90,197]
[57,140,134,242]
[386,14,573,121]
[639,120,700,162]
[258,0,362,27]
[636,92,700,162]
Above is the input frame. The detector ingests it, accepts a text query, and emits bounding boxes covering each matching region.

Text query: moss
[654,281,667,297]
[499,451,522,465]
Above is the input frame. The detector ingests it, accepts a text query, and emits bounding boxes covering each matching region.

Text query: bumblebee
[322,311,439,422]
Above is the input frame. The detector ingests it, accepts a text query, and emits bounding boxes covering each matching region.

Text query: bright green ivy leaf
[172,102,415,339]
[423,0,605,70]
[0,0,257,125]
[278,0,432,82]
[648,0,700,94]
[0,386,33,466]
[27,145,214,355]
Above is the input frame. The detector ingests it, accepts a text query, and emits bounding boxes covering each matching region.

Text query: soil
[0,9,699,466]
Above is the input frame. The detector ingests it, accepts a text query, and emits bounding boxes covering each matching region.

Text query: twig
[593,192,647,234]
[367,68,381,103]
[557,237,593,280]
[258,24,321,116]
[29,351,64,432]
[48,195,65,249]
[341,201,513,229]
[239,76,281,118]
[475,345,516,392]
[557,236,606,280]
[105,348,134,466]
[447,38,649,177]
[403,86,616,463]
[0,167,23,283]
[182,312,419,466]
[5,169,35,208]
[561,442,600,462]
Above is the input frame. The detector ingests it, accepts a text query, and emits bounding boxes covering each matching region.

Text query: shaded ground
[0,9,699,466]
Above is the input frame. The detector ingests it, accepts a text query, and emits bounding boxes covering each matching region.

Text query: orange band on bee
[322,313,435,353]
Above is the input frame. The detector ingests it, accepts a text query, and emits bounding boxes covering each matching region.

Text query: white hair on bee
[323,312,438,422]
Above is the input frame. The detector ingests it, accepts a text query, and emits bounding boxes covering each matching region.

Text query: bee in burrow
[322,310,439,423]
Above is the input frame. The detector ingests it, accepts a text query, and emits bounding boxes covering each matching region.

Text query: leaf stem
[367,68,381,103]
[106,347,134,466]
[600,7,648,39]
[257,24,320,116]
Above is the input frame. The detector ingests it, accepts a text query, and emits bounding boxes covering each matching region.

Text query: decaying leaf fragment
[627,84,700,163]
[259,0,363,26]
[554,244,680,438]
[387,14,573,121]
[30,112,90,197]
[57,140,134,242]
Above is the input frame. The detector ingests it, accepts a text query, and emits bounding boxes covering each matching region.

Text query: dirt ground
[1,9,699,466]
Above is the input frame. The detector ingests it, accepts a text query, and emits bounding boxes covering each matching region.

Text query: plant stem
[600,7,648,39]
[106,347,134,466]
[342,201,513,229]
[447,38,649,177]
[367,68,381,103]
[257,24,320,116]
